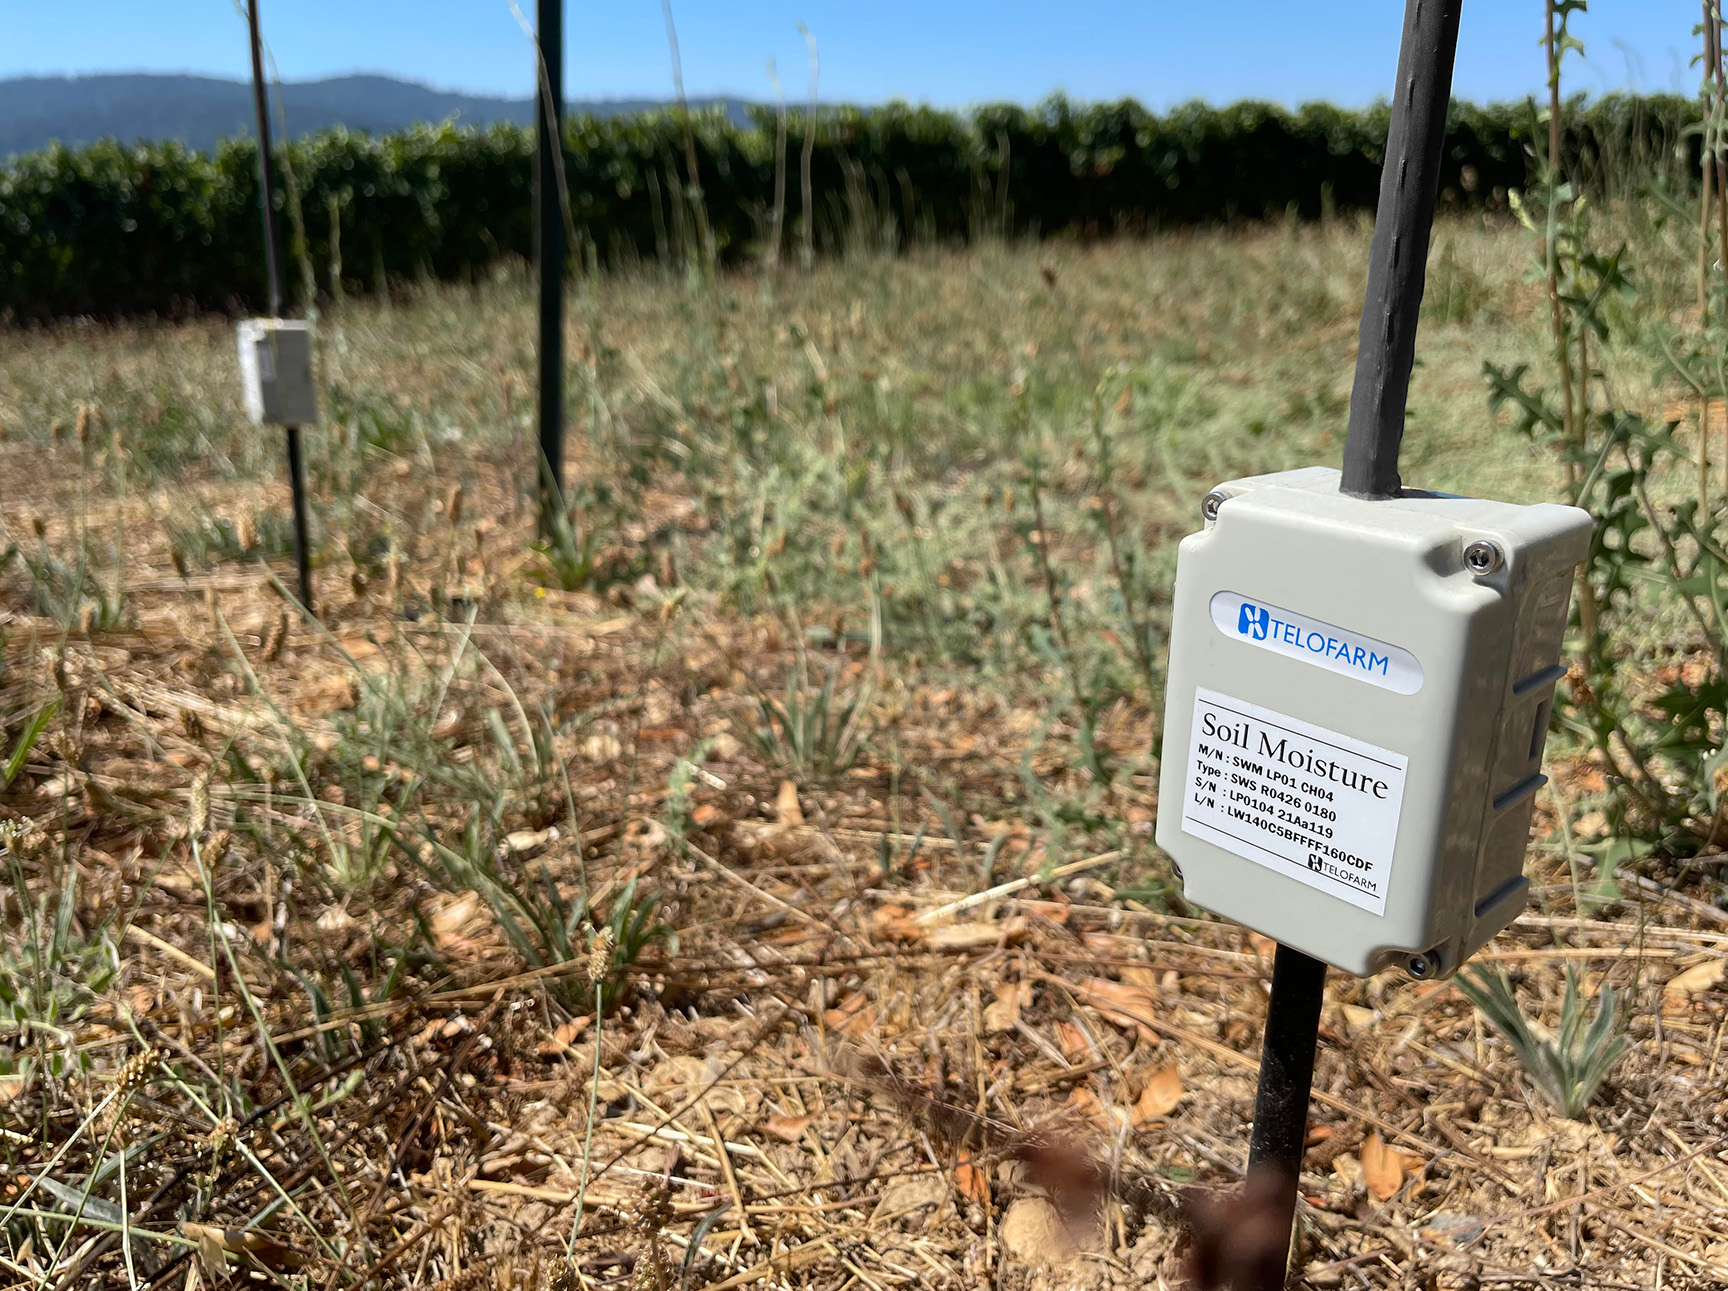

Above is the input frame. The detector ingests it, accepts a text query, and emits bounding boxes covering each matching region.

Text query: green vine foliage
[1485,1,1728,852]
[0,93,1709,320]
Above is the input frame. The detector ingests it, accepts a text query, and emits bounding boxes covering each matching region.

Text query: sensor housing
[236,319,317,426]
[1156,466,1590,977]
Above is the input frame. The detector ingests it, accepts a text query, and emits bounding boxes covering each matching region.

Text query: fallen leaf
[1056,1022,1091,1062]
[1067,1085,1119,1131]
[984,980,1032,1033]
[1360,1132,1410,1201]
[181,1223,305,1272]
[926,917,1028,951]
[691,803,728,827]
[1339,1004,1377,1029]
[535,1015,593,1057]
[760,1114,814,1143]
[775,779,804,828]
[1131,1065,1183,1126]
[1072,976,1158,1040]
[1664,958,1726,997]
[825,992,875,1037]
[955,1148,990,1203]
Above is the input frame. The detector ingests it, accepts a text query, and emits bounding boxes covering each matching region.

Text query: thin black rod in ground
[1246,943,1328,1175]
[535,0,566,538]
[1340,0,1463,501]
[245,0,314,616]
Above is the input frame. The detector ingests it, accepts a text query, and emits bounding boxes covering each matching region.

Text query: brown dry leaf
[775,779,804,828]
[1056,1021,1091,1062]
[955,1148,990,1203]
[1361,1131,1409,1201]
[1067,1085,1113,1130]
[925,917,1028,952]
[691,803,728,827]
[872,902,925,942]
[535,1015,593,1057]
[1664,958,1726,997]
[182,1224,304,1273]
[1072,976,1158,1040]
[984,979,1032,1033]
[185,1224,228,1281]
[1131,1065,1184,1126]
[760,1114,814,1143]
[825,992,876,1038]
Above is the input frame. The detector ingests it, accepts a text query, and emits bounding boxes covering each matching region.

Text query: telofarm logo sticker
[1238,602,1270,640]
[1209,590,1425,695]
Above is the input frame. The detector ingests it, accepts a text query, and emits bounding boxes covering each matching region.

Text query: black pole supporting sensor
[1340,0,1464,502]
[1244,0,1463,1274]
[244,0,316,618]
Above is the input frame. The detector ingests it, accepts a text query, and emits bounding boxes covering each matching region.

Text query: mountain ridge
[0,72,755,158]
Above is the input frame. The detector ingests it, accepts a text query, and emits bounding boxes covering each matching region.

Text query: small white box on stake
[1156,467,1591,978]
[236,319,317,426]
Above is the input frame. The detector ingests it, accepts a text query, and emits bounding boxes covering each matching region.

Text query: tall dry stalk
[766,58,789,276]
[661,0,713,278]
[1713,2,1728,499]
[1544,0,1598,649]
[799,23,819,271]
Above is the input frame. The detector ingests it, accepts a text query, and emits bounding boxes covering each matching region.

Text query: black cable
[1340,0,1464,500]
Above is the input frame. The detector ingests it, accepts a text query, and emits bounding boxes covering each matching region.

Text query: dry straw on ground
[0,228,1724,1288]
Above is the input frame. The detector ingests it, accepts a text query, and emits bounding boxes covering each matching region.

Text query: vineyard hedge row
[0,94,1702,320]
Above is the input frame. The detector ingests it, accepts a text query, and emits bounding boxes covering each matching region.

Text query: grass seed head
[587,926,616,986]
[115,1046,160,1095]
[208,1114,239,1159]
[188,778,209,836]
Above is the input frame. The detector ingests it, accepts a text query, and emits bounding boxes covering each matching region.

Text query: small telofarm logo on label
[1238,603,1270,640]
[1208,591,1424,694]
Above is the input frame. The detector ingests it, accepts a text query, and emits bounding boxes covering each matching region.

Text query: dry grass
[0,220,1724,1289]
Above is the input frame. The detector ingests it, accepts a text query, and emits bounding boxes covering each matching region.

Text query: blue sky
[0,1,1705,107]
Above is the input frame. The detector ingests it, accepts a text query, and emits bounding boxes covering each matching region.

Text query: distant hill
[0,73,755,158]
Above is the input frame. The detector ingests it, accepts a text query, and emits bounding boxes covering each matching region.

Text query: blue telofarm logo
[1208,591,1425,695]
[1238,603,1270,640]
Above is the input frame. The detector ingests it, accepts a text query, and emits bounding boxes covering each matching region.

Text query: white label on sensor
[1209,591,1423,694]
[1180,687,1407,915]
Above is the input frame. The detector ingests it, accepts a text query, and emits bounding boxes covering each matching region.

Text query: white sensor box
[1156,467,1591,978]
[237,319,317,426]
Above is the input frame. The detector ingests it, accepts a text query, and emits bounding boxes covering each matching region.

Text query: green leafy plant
[1456,965,1627,1119]
[0,822,120,1075]
[747,649,874,778]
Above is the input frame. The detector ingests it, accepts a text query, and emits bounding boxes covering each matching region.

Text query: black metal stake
[535,0,566,536]
[1246,945,1327,1175]
[1244,0,1462,1274]
[245,0,314,616]
[1341,0,1464,501]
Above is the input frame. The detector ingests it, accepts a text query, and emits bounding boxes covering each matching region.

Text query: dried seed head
[76,405,92,447]
[171,548,190,580]
[586,926,616,986]
[446,483,464,526]
[208,1115,239,1159]
[261,610,288,663]
[180,707,206,742]
[205,829,232,868]
[31,514,46,538]
[547,1260,580,1291]
[188,779,209,837]
[115,1047,159,1095]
